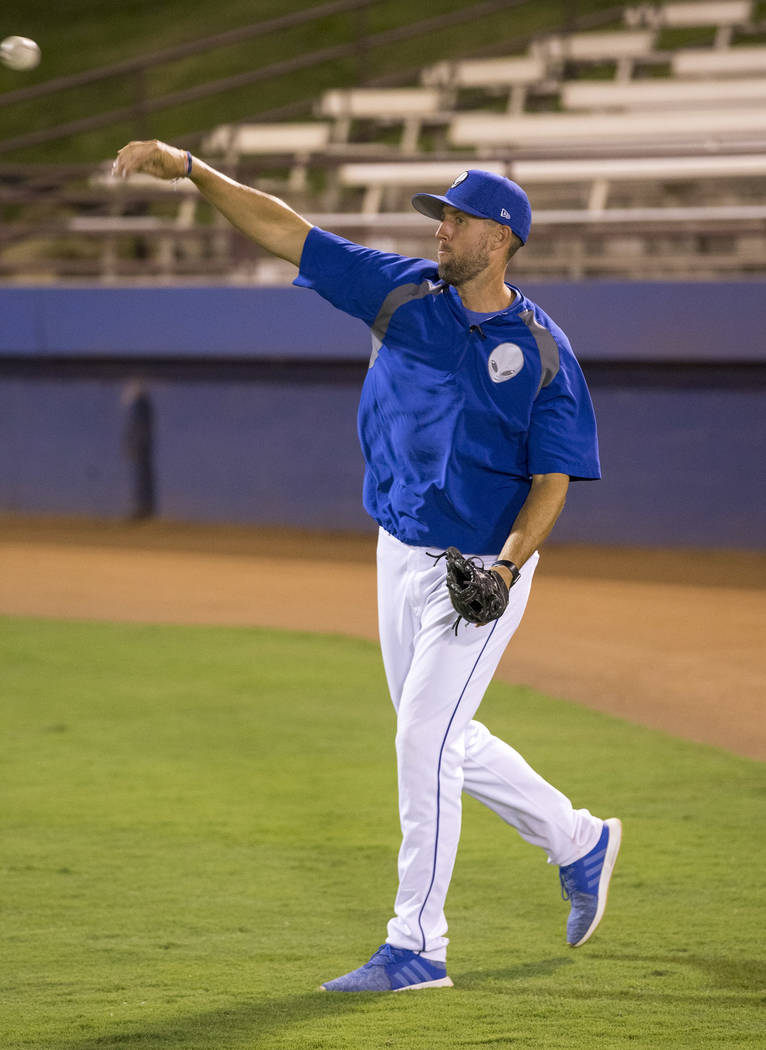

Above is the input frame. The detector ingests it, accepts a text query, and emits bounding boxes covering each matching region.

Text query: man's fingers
[111,140,184,181]
[112,143,148,179]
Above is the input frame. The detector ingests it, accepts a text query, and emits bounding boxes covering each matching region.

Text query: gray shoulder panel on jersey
[519,308,561,396]
[369,280,443,366]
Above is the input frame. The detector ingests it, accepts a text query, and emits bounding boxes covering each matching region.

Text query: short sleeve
[527,350,601,480]
[294,227,434,327]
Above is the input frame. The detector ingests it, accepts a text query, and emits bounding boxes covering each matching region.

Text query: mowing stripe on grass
[2,616,764,1049]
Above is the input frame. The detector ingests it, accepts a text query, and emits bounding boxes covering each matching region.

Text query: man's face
[435,206,494,286]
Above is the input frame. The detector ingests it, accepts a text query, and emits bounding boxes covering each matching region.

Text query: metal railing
[2,155,765,283]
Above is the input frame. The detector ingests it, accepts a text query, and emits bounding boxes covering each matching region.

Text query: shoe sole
[319,975,454,992]
[570,817,622,948]
[393,976,454,991]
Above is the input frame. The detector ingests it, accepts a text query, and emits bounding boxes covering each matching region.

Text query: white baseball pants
[376,528,602,959]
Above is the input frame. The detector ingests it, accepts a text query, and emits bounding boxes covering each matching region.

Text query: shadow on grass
[48,958,575,1050]
[594,950,766,997]
[41,952,765,1049]
[55,992,368,1050]
[458,955,575,988]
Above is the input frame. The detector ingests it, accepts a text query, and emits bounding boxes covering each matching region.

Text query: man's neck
[455,274,515,313]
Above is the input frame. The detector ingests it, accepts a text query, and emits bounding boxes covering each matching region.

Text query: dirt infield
[1,516,764,761]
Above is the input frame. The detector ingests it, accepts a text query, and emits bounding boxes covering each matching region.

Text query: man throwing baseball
[113,140,622,993]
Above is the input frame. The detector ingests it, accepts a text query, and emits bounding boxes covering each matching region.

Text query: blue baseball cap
[412,169,532,244]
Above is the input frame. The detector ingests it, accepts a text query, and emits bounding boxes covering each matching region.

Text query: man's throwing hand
[112,139,188,181]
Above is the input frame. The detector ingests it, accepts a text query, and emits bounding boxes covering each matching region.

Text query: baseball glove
[439,547,510,633]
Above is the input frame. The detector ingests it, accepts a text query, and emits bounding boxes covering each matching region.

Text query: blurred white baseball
[0,36,42,71]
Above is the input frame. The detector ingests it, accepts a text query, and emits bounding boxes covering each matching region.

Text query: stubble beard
[437,239,491,287]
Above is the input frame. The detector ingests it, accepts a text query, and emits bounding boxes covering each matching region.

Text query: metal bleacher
[315,88,447,153]
[420,55,548,115]
[529,28,659,81]
[5,0,766,281]
[183,0,766,279]
[318,0,766,279]
[201,122,333,189]
[560,75,766,110]
[335,153,766,213]
[447,107,766,149]
[671,42,766,74]
[627,0,753,45]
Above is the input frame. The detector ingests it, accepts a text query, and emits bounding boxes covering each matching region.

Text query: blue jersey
[295,227,600,554]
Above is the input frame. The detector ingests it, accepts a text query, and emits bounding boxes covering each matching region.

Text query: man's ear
[491,222,513,255]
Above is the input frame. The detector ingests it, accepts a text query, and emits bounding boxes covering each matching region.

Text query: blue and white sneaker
[320,944,454,992]
[559,817,622,947]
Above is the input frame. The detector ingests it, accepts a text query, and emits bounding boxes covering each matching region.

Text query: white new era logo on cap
[500,208,511,219]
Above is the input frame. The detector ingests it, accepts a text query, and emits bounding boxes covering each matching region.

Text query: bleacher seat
[671,44,766,76]
[334,154,766,214]
[201,122,332,188]
[660,0,751,25]
[511,154,766,210]
[420,55,548,113]
[448,106,766,150]
[561,75,766,110]
[203,122,332,154]
[315,88,446,151]
[626,1,752,46]
[530,29,657,80]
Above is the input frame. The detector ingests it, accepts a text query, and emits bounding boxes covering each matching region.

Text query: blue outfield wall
[0,284,764,549]
[3,282,765,360]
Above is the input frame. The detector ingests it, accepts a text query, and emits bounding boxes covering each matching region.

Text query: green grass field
[3,616,764,1049]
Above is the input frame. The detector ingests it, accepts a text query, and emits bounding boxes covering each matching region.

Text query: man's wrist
[491,559,520,589]
[173,148,192,179]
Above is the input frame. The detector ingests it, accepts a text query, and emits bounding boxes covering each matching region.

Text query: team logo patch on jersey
[488,343,524,383]
[450,171,469,188]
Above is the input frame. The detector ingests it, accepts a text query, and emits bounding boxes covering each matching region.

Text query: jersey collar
[446,283,526,324]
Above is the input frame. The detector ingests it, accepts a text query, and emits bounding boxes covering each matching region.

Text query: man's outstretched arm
[112,139,312,268]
